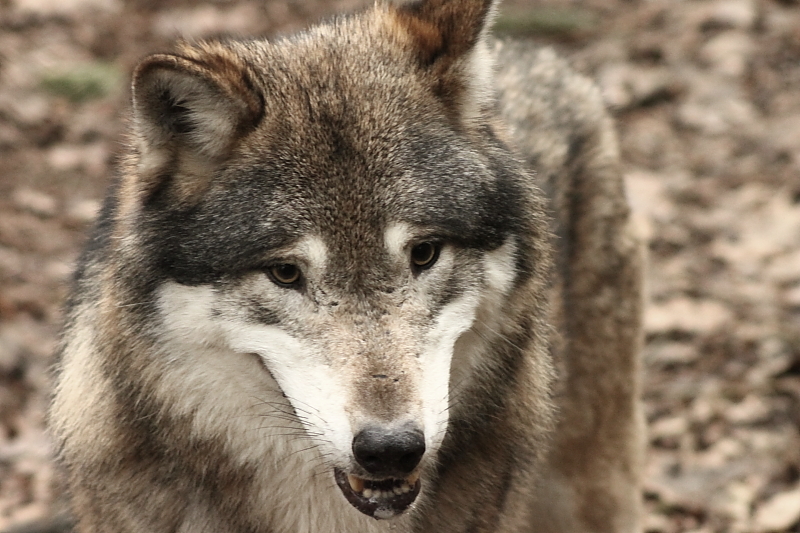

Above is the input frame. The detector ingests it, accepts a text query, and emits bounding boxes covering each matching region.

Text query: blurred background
[0,0,799,531]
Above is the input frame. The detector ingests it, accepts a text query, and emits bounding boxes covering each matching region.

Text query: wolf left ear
[130,44,264,198]
[392,0,497,123]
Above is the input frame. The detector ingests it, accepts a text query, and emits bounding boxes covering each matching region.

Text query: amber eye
[410,242,440,270]
[268,263,301,287]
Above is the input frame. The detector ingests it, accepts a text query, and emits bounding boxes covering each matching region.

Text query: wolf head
[95,0,550,522]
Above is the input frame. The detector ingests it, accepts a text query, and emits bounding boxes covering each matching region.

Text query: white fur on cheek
[154,283,401,533]
[159,283,352,462]
[448,239,518,400]
[424,238,519,452]
[221,322,353,463]
[154,282,353,464]
[155,281,227,349]
[419,293,481,454]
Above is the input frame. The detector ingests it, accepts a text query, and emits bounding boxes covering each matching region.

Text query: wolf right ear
[392,0,497,124]
[131,44,264,182]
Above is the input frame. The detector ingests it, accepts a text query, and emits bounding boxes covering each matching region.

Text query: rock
[45,143,107,176]
[624,170,676,223]
[598,64,680,110]
[0,94,51,129]
[13,0,120,15]
[699,32,754,78]
[724,395,772,425]
[706,0,757,30]
[677,94,758,135]
[650,415,689,441]
[0,336,24,376]
[11,189,57,219]
[766,250,800,285]
[646,341,698,366]
[710,480,755,523]
[752,486,800,532]
[0,122,23,150]
[64,198,101,226]
[645,297,733,335]
[785,285,800,308]
[154,3,264,40]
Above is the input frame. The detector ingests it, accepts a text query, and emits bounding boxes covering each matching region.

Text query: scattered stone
[646,341,698,366]
[677,94,758,135]
[752,486,800,532]
[709,480,754,523]
[706,0,757,30]
[599,64,681,110]
[699,32,754,78]
[46,143,107,175]
[725,395,772,425]
[650,415,689,440]
[645,298,733,336]
[154,3,264,40]
[766,250,800,285]
[13,0,120,15]
[625,170,676,223]
[784,285,800,309]
[64,198,101,226]
[10,188,57,219]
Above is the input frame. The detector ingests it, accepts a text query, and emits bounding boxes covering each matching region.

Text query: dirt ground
[0,0,799,531]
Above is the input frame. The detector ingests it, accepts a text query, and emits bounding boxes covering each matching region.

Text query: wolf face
[154,225,521,519]
[53,0,557,529]
[117,0,539,521]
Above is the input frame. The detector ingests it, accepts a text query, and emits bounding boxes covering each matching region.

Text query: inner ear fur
[391,0,497,124]
[393,0,495,65]
[131,44,264,197]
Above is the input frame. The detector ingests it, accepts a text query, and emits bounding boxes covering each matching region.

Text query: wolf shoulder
[491,39,619,187]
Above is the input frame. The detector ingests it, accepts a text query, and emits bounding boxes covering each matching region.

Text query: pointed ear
[130,44,264,197]
[392,0,497,123]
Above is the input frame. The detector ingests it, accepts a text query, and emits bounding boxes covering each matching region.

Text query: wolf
[49,0,645,532]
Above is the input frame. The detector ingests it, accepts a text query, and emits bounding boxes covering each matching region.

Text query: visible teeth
[345,474,417,501]
[347,475,364,493]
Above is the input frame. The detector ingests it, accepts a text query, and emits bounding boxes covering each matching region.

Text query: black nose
[352,425,425,478]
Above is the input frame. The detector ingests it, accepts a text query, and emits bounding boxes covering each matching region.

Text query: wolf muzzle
[334,424,425,520]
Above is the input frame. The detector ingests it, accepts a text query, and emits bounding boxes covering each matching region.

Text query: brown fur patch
[131,43,264,205]
[392,0,492,63]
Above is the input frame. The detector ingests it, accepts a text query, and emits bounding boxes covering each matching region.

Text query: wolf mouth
[334,468,421,520]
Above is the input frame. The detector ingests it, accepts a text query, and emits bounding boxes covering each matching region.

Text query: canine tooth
[393,486,403,495]
[362,488,373,498]
[406,472,420,485]
[347,474,364,493]
[401,483,410,493]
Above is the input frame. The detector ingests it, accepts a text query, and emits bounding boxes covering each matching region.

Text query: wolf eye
[410,242,440,271]
[268,263,301,287]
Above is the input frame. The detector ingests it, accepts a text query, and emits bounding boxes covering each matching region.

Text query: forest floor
[0,0,799,531]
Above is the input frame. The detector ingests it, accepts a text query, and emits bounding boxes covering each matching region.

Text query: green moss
[40,63,122,103]
[493,7,598,38]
